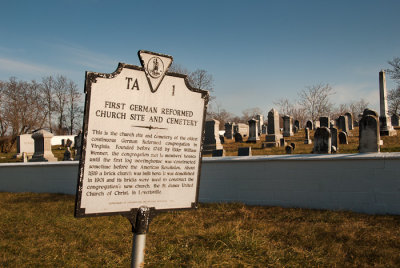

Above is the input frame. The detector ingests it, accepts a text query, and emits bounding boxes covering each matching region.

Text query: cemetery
[0,50,400,266]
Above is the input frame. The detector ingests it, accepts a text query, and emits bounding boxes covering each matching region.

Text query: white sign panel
[75,51,209,217]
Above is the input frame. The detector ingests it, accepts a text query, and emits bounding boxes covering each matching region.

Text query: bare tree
[207,101,234,129]
[41,76,56,132]
[298,83,335,122]
[387,57,400,83]
[0,78,46,151]
[53,75,68,134]
[66,80,83,134]
[241,107,264,122]
[273,98,294,116]
[388,87,400,115]
[387,57,400,115]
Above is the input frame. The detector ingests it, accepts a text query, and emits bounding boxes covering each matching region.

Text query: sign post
[74,50,209,267]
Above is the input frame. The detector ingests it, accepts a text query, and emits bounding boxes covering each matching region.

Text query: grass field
[1,193,400,267]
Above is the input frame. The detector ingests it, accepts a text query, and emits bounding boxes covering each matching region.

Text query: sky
[1,0,400,117]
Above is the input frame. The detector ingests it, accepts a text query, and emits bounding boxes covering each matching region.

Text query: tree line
[209,57,400,128]
[0,76,83,152]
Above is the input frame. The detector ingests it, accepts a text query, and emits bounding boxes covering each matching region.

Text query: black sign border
[74,54,209,218]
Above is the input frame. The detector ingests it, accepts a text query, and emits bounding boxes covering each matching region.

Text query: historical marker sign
[75,51,209,217]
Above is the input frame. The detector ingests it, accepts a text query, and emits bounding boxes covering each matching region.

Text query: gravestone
[234,132,243,142]
[330,120,335,128]
[204,119,223,154]
[15,134,35,158]
[313,127,331,154]
[234,123,249,137]
[261,124,267,134]
[338,131,348,144]
[379,70,396,136]
[293,125,298,134]
[29,129,58,162]
[363,108,378,117]
[280,138,287,147]
[314,120,320,128]
[391,114,399,127]
[212,149,225,157]
[285,145,293,154]
[238,147,252,156]
[330,127,338,151]
[224,122,233,139]
[63,147,73,161]
[344,112,353,130]
[338,115,349,134]
[319,116,330,128]
[290,142,296,150]
[294,120,300,129]
[219,135,225,144]
[306,120,313,130]
[247,118,260,143]
[74,131,82,161]
[304,127,312,144]
[359,114,380,153]
[264,108,282,147]
[255,114,263,135]
[282,115,293,137]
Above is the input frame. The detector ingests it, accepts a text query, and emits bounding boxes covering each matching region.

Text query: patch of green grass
[1,193,400,267]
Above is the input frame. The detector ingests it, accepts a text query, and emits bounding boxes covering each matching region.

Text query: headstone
[293,125,298,134]
[379,70,397,136]
[219,135,225,144]
[238,147,252,156]
[261,124,267,134]
[319,116,330,128]
[359,114,380,153]
[391,114,399,127]
[313,127,331,154]
[330,120,335,128]
[63,147,73,161]
[338,131,348,144]
[304,127,312,144]
[212,149,225,157]
[344,112,353,130]
[363,108,378,117]
[29,129,58,162]
[234,132,243,142]
[74,131,82,161]
[264,108,282,147]
[282,115,293,137]
[331,146,337,154]
[294,120,300,129]
[224,122,234,139]
[280,138,287,147]
[203,119,223,154]
[330,127,338,151]
[290,142,296,150]
[61,139,65,147]
[22,152,28,163]
[255,114,263,135]
[285,145,293,154]
[247,118,260,143]
[15,134,35,158]
[338,115,349,134]
[314,120,320,128]
[306,120,313,130]
[234,123,249,137]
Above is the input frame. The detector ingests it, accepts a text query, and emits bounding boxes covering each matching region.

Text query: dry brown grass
[1,193,400,267]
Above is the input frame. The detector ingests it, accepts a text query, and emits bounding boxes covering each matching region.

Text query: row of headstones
[16,129,82,162]
[312,109,384,154]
